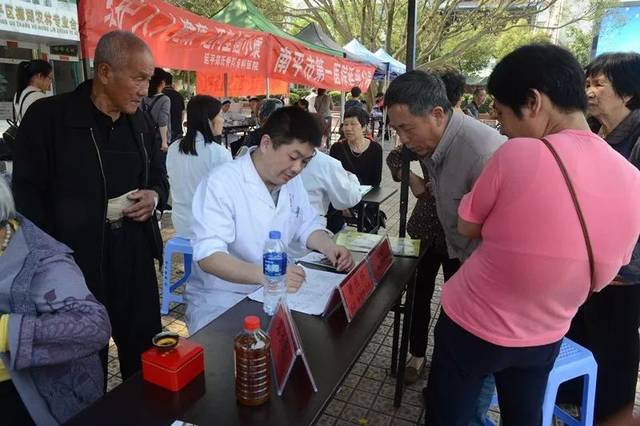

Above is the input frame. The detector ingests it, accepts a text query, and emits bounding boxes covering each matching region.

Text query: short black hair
[432,66,466,106]
[262,106,322,148]
[488,43,587,118]
[148,68,166,96]
[221,99,231,106]
[161,70,173,86]
[350,86,362,98]
[586,52,640,110]
[473,87,486,96]
[344,106,370,127]
[385,70,452,116]
[249,97,260,103]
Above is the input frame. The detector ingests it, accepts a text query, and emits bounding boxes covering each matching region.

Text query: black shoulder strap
[147,95,162,114]
[17,90,38,122]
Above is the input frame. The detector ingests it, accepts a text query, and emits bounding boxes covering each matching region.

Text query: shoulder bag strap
[17,89,38,122]
[540,137,595,290]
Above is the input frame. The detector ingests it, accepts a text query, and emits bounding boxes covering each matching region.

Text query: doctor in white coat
[187,107,354,333]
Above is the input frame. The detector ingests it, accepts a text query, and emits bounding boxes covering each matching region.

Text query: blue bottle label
[263,252,287,277]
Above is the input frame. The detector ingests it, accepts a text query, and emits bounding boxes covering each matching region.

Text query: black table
[354,187,398,232]
[68,254,422,426]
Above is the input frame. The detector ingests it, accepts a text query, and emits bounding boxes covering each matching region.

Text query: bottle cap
[269,230,281,239]
[244,315,260,331]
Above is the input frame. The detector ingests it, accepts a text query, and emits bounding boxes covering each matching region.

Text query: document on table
[248,266,346,315]
[359,185,373,197]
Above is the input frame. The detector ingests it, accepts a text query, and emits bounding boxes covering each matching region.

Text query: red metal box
[142,338,204,391]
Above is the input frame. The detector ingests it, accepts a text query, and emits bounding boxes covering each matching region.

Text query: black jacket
[12,80,168,296]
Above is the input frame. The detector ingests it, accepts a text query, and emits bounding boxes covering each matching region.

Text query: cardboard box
[142,338,204,391]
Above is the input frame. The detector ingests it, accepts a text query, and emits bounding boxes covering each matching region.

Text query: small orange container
[142,338,204,391]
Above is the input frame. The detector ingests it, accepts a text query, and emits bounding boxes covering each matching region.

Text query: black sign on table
[68,255,422,426]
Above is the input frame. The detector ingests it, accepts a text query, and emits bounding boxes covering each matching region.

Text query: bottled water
[263,230,287,315]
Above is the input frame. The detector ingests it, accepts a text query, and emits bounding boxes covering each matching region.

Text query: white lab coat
[186,149,325,333]
[166,131,232,237]
[289,150,362,259]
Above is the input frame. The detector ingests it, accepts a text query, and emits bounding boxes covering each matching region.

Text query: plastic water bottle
[263,230,287,315]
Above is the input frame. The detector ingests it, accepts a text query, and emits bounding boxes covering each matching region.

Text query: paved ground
[106,139,640,425]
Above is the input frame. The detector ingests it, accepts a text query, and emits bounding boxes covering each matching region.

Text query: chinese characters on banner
[79,0,375,91]
[270,37,374,92]
[79,0,268,75]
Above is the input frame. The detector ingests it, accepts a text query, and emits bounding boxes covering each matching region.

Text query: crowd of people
[0,28,639,426]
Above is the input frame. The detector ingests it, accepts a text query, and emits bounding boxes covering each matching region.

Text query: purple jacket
[0,215,111,425]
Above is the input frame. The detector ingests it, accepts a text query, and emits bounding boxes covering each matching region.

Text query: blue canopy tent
[373,48,406,143]
[342,39,391,130]
[374,48,406,77]
[343,39,389,80]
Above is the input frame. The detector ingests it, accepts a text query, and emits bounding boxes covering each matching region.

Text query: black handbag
[2,90,38,160]
[0,121,16,161]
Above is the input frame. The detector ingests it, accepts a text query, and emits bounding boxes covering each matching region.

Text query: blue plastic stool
[161,236,193,315]
[484,337,597,426]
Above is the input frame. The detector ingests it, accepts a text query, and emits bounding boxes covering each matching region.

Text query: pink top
[442,130,640,347]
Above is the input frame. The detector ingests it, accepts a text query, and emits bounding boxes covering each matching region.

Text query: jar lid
[244,315,260,331]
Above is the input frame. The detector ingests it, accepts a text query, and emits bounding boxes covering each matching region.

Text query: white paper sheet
[248,266,345,315]
[359,185,373,196]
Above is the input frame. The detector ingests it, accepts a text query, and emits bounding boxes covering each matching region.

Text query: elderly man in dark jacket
[12,30,168,380]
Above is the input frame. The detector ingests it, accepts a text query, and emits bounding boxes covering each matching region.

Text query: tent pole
[223,73,228,98]
[266,77,270,97]
[399,0,417,239]
[380,67,389,147]
[340,92,345,122]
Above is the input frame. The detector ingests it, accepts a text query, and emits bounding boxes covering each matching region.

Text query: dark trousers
[559,284,640,420]
[0,380,35,425]
[425,312,562,426]
[410,249,460,357]
[99,220,162,381]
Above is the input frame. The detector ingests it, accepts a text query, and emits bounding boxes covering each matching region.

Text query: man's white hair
[0,176,16,224]
[94,30,151,70]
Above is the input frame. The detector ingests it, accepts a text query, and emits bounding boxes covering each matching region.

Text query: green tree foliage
[566,26,594,67]
[493,19,550,60]
[167,0,287,25]
[288,0,607,72]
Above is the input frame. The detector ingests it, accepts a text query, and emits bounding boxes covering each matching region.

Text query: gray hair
[384,70,452,116]
[0,176,16,224]
[94,30,151,70]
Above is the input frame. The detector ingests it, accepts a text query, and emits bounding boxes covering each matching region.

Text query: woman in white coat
[166,95,231,237]
[187,107,354,333]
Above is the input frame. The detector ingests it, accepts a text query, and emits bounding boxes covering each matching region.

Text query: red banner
[79,0,268,75]
[196,72,288,97]
[78,0,375,91]
[269,36,374,92]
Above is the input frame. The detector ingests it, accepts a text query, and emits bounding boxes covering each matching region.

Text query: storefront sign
[0,0,79,41]
[50,44,78,57]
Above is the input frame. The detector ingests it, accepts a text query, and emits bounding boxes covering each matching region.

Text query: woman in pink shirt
[425,43,640,426]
